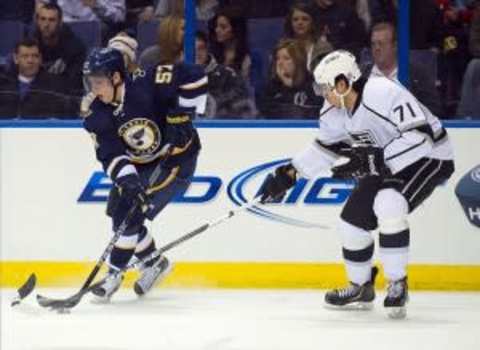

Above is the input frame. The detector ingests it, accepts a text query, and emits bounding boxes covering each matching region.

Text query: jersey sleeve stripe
[179,84,208,98]
[179,76,208,90]
[433,127,447,143]
[319,105,334,118]
[315,139,350,157]
[362,102,398,128]
[179,95,207,114]
[115,164,138,179]
[106,155,131,178]
[385,138,427,161]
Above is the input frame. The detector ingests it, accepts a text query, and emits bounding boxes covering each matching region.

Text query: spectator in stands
[364,21,444,117]
[139,15,184,67]
[208,6,251,81]
[457,0,480,118]
[409,0,443,50]
[56,0,126,41]
[457,59,480,118]
[258,39,323,119]
[468,0,480,56]
[339,0,397,29]
[436,0,470,115]
[309,0,367,58]
[368,0,397,23]
[57,0,126,23]
[108,32,140,73]
[0,38,78,118]
[125,0,155,28]
[283,2,334,69]
[195,31,255,118]
[155,0,218,21]
[32,2,86,95]
[219,0,290,18]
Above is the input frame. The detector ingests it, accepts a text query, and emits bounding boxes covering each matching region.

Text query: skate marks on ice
[2,289,480,350]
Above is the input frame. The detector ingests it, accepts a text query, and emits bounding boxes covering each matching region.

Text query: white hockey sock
[345,260,373,285]
[339,220,374,285]
[379,229,410,281]
[379,247,409,281]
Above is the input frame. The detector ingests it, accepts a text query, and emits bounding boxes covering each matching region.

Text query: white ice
[2,288,480,350]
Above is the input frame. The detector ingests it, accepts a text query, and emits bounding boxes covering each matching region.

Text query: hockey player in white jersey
[258,50,455,319]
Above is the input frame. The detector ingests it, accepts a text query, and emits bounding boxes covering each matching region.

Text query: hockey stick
[10,273,37,307]
[35,201,144,310]
[39,197,262,309]
[124,196,263,271]
[35,158,167,311]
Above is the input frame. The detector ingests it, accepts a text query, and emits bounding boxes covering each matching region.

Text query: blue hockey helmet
[83,47,126,80]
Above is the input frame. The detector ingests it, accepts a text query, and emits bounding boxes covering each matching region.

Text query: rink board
[1,121,479,290]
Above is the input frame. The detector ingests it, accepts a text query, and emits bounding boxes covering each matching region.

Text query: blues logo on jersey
[118,118,162,163]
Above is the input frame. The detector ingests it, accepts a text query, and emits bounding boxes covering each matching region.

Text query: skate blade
[386,306,407,319]
[324,301,374,311]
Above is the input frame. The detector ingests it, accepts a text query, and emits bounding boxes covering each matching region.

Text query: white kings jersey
[292,76,454,178]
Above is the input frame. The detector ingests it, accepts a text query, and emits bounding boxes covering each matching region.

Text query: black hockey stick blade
[37,293,82,309]
[11,273,37,307]
[36,279,105,310]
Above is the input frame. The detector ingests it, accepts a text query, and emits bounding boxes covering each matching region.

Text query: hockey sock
[379,229,410,281]
[339,220,374,285]
[343,243,375,285]
[134,226,159,267]
[109,246,135,270]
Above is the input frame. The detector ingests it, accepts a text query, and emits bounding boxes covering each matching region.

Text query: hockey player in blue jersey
[82,47,207,301]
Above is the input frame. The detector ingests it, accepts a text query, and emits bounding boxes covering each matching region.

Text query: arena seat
[67,21,102,52]
[247,18,283,94]
[0,21,25,65]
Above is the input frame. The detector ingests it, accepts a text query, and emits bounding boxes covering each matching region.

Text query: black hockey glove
[259,164,297,203]
[116,174,151,212]
[332,146,389,180]
[164,112,194,150]
[331,148,364,180]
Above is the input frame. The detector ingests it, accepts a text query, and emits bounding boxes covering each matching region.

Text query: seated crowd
[1,0,480,119]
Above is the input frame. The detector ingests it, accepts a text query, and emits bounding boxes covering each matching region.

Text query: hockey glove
[331,146,389,180]
[331,148,364,180]
[259,164,297,203]
[116,174,151,212]
[164,112,194,150]
[357,146,389,178]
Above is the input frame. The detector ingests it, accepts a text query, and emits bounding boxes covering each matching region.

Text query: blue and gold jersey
[83,62,207,181]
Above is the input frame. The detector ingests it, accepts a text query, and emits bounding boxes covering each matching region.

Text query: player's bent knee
[373,189,409,233]
[338,219,373,250]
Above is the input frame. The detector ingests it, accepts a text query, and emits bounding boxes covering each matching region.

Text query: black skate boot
[325,266,378,310]
[384,276,408,319]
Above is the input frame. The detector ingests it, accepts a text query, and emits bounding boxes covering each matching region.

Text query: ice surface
[2,288,480,350]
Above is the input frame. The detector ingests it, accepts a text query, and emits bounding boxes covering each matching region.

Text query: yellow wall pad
[1,261,480,291]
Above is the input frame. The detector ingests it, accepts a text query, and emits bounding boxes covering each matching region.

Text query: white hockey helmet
[313,50,362,95]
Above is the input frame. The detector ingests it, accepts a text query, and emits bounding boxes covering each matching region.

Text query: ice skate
[325,266,378,310]
[91,271,124,303]
[134,256,173,296]
[384,276,408,319]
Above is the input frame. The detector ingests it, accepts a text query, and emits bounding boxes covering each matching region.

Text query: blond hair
[158,15,184,64]
[273,39,308,87]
